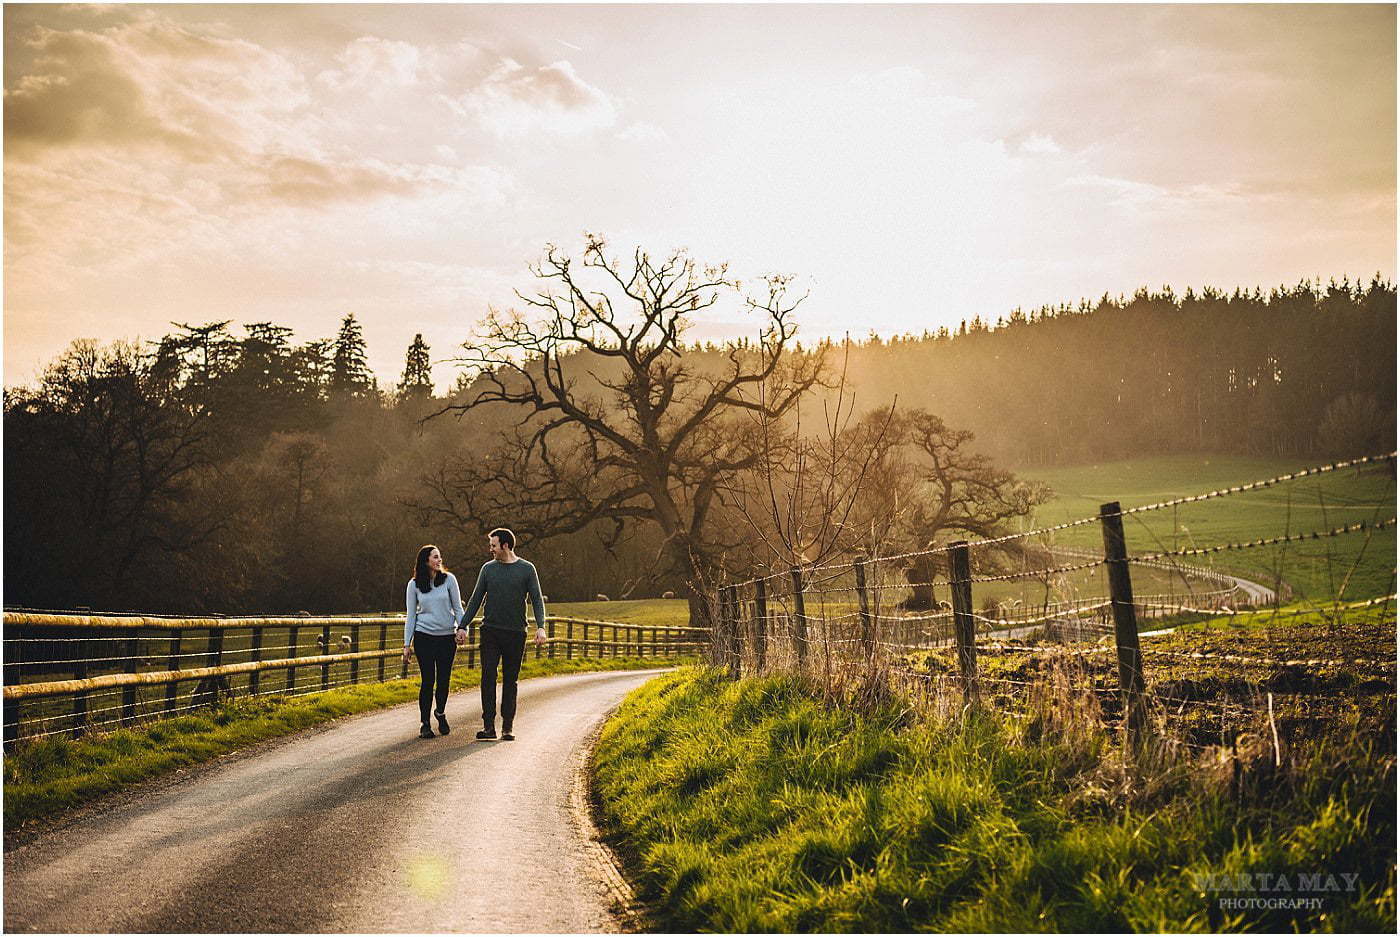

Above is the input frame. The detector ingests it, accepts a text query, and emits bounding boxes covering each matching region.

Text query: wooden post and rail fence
[1,614,708,747]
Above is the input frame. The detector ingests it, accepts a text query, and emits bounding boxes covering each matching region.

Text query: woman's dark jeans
[412,631,457,723]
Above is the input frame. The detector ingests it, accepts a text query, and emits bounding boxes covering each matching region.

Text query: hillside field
[1019,455,1396,601]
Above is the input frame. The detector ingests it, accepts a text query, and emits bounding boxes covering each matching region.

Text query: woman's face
[427,548,442,571]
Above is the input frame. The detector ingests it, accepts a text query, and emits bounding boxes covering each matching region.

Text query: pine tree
[397,333,433,401]
[330,314,373,399]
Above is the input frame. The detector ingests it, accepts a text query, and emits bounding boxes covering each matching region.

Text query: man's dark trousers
[480,625,526,728]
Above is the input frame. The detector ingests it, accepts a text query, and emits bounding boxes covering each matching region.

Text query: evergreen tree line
[812,276,1395,466]
[3,277,1393,614]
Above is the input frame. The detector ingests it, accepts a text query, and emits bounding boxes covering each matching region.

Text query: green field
[1018,454,1396,601]
[550,598,692,626]
[593,605,1396,932]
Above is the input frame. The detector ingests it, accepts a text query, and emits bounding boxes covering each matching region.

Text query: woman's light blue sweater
[404,573,464,645]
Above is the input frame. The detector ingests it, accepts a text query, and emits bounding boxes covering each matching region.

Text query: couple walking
[402,527,546,741]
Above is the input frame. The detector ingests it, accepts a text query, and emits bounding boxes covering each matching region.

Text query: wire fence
[704,451,1398,749]
[1,615,707,745]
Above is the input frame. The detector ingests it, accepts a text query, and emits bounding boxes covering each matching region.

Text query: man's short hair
[489,527,516,550]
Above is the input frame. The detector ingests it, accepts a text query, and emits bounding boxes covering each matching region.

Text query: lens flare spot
[406,854,449,899]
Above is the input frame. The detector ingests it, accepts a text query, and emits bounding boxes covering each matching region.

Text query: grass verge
[5,655,685,831]
[593,662,1395,932]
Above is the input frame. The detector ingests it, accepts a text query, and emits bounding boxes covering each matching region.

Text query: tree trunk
[901,555,937,611]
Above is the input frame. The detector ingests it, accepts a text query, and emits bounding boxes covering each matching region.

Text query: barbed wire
[727,451,1397,592]
[1135,518,1396,561]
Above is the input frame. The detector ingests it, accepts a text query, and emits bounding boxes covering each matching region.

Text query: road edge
[569,700,652,933]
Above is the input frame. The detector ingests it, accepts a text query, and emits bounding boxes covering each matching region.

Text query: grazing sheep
[316,634,327,649]
[595,593,610,602]
[339,634,353,648]
[662,591,675,599]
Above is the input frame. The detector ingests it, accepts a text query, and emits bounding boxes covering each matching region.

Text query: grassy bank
[593,662,1395,931]
[5,655,683,831]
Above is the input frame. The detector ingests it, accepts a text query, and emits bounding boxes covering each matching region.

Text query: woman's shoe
[420,723,435,739]
[435,711,451,736]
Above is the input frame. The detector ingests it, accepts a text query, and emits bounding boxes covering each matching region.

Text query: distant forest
[4,276,1394,613]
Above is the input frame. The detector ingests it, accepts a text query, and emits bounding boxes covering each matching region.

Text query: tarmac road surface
[4,668,667,934]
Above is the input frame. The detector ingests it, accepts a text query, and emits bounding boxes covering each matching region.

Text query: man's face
[488,535,505,560]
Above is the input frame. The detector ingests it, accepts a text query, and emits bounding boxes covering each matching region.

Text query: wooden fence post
[753,579,768,672]
[350,624,361,684]
[121,632,140,725]
[72,630,90,736]
[378,622,388,682]
[855,557,875,663]
[4,628,22,749]
[790,567,809,668]
[288,626,301,690]
[249,626,264,697]
[566,620,574,660]
[948,542,978,703]
[165,630,183,715]
[547,620,556,660]
[727,585,742,679]
[1100,500,1148,747]
[320,624,331,691]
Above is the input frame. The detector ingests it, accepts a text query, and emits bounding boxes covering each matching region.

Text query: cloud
[1063,173,1245,213]
[316,36,422,93]
[252,155,422,205]
[451,57,617,136]
[5,19,309,160]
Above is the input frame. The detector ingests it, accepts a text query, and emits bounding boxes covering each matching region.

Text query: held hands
[454,629,468,648]
[402,645,413,663]
[534,627,547,647]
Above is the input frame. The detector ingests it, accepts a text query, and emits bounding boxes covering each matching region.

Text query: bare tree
[413,235,825,624]
[892,409,1052,609]
[734,338,902,572]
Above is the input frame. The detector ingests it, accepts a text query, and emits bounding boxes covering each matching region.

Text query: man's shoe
[501,730,515,741]
[419,723,435,739]
[475,726,497,740]
[435,711,450,736]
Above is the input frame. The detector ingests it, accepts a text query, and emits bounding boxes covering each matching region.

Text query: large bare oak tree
[415,236,825,625]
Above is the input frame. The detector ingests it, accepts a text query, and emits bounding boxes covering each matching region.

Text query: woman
[403,544,464,738]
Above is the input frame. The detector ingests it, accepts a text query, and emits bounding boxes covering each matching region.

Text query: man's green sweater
[460,558,547,633]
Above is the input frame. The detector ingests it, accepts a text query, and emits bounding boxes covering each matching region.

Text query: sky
[4,2,1395,392]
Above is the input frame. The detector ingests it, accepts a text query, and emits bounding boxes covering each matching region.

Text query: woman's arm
[404,580,418,648]
[449,573,465,627]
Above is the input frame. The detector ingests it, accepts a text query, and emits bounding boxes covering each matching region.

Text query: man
[456,527,547,741]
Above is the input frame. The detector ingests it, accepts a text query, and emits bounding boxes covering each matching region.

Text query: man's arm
[459,565,488,635]
[527,563,546,630]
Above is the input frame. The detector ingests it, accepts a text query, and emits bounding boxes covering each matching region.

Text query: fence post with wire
[701,450,1396,750]
[1100,500,1148,746]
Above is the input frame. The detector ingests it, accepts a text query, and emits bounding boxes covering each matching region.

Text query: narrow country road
[4,669,667,934]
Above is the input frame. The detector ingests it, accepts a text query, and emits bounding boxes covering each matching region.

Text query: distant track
[4,669,667,934]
